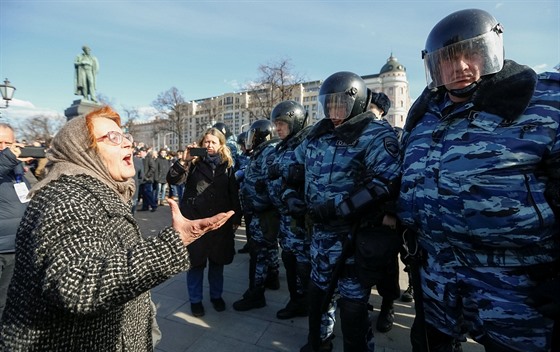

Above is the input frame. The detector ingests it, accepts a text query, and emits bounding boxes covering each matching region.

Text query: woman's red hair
[85,106,122,150]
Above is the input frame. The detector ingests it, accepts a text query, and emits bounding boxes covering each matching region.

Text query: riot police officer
[285,72,401,351]
[266,101,311,319]
[233,120,281,311]
[235,131,252,254]
[398,8,559,351]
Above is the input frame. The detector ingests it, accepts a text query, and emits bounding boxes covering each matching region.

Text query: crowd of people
[0,8,558,352]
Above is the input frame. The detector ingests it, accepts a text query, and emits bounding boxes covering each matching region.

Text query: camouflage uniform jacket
[291,111,400,233]
[240,138,279,213]
[398,60,560,267]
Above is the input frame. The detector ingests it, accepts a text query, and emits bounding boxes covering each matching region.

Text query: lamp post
[0,78,16,109]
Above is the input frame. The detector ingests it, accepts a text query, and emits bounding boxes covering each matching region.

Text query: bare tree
[121,106,139,132]
[244,57,306,120]
[196,97,224,135]
[96,93,115,107]
[152,87,188,149]
[17,114,65,145]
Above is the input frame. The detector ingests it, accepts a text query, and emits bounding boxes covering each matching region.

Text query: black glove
[285,196,306,216]
[268,164,282,180]
[255,179,266,193]
[309,199,337,222]
[526,277,560,319]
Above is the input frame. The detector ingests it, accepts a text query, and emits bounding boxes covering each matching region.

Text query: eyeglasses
[96,131,133,145]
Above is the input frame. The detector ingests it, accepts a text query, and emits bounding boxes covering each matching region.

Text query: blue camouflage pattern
[420,256,553,351]
[290,111,401,300]
[241,139,280,287]
[398,68,559,351]
[226,135,241,168]
[266,136,311,265]
[398,71,559,267]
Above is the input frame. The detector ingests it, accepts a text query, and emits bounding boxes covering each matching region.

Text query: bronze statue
[74,46,99,102]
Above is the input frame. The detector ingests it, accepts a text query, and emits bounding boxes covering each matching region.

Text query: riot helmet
[246,119,274,150]
[270,100,307,138]
[422,9,504,90]
[317,71,368,126]
[237,131,248,147]
[213,122,232,138]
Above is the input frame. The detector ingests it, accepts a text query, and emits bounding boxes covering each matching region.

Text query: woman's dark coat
[167,158,242,267]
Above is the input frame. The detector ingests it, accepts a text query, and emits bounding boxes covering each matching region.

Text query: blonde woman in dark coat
[167,128,242,317]
[0,106,233,351]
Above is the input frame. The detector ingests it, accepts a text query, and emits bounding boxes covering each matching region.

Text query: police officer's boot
[299,283,333,352]
[376,298,395,333]
[339,298,370,352]
[277,251,308,319]
[232,286,266,311]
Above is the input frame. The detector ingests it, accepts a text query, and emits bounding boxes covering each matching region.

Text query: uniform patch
[266,154,275,166]
[383,138,399,158]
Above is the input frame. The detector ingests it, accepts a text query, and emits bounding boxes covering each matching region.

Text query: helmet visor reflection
[317,92,356,122]
[424,29,504,88]
[246,128,256,150]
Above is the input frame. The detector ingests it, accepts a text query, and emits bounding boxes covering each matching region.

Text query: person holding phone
[167,128,242,317]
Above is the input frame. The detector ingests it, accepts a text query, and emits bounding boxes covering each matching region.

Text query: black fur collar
[472,60,537,122]
[405,60,537,131]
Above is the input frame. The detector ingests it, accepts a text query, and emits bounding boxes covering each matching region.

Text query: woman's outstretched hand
[168,198,234,246]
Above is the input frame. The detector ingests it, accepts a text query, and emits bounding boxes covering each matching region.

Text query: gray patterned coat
[0,174,191,351]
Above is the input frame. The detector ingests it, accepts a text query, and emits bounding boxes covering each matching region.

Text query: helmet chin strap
[447,79,481,98]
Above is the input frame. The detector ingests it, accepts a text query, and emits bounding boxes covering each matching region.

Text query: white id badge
[14,182,30,203]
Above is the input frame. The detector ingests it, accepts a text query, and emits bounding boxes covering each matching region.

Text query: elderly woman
[167,128,242,317]
[0,106,233,350]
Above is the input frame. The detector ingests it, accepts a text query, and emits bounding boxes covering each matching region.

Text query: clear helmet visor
[245,126,274,150]
[317,92,356,125]
[246,128,257,150]
[423,29,504,89]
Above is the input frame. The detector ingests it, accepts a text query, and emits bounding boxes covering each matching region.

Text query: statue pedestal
[64,99,102,121]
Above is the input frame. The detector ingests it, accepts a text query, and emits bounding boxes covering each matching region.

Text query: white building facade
[131,54,411,151]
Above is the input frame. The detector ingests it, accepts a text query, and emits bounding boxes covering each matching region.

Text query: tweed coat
[0,174,191,351]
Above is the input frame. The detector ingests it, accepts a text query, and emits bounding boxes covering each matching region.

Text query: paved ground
[135,205,485,352]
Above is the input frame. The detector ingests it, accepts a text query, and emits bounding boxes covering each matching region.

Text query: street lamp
[0,78,16,109]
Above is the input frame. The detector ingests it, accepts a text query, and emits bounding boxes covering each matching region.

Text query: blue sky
[0,0,558,125]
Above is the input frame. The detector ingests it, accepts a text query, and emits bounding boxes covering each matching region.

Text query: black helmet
[213,122,232,138]
[246,119,274,150]
[422,9,504,89]
[270,100,307,137]
[237,131,248,147]
[318,71,368,126]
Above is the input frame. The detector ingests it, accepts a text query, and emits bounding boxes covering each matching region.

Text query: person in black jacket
[167,128,242,317]
[140,149,158,212]
[131,148,144,215]
[154,149,171,206]
[0,123,31,321]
